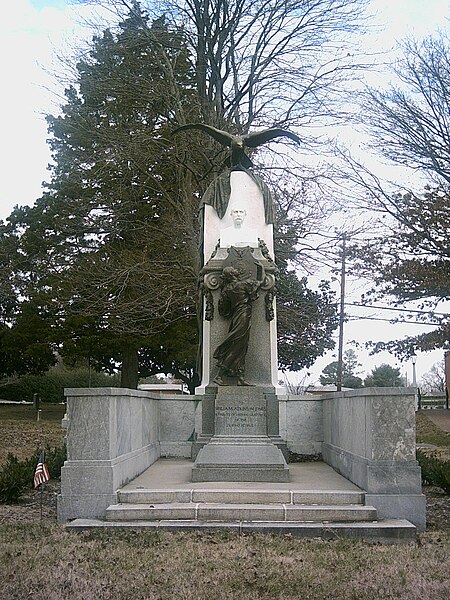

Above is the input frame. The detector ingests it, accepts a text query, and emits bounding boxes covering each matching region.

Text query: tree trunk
[120,346,139,389]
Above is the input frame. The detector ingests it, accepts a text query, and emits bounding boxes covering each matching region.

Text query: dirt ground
[425,409,450,434]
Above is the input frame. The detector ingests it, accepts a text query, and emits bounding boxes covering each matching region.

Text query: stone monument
[57,127,426,531]
[175,125,301,482]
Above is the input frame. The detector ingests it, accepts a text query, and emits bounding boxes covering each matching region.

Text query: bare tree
[330,32,450,358]
[52,0,371,384]
[420,360,446,394]
[71,1,372,264]
[79,0,370,131]
[362,34,450,185]
[178,0,369,130]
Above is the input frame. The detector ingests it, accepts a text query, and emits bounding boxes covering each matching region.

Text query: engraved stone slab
[215,388,266,436]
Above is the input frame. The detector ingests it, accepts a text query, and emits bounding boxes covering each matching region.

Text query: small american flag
[33,452,50,488]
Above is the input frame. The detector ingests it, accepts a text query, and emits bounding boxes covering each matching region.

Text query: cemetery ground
[0,404,449,600]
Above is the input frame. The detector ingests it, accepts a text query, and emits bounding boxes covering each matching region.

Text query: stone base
[67,518,417,544]
[322,441,426,530]
[57,443,160,523]
[270,436,289,462]
[191,435,211,461]
[365,493,426,532]
[192,435,289,482]
[57,492,117,523]
[322,443,422,494]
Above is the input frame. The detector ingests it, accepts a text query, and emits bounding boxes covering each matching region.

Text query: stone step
[118,488,365,506]
[67,518,417,544]
[105,502,377,523]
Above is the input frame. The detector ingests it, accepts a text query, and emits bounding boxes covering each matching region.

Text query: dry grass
[0,404,449,599]
[0,524,449,600]
[416,411,450,446]
[0,404,66,465]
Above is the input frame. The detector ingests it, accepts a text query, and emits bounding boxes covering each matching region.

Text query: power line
[346,316,441,326]
[345,302,449,316]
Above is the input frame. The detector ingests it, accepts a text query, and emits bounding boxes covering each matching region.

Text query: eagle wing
[172,123,235,148]
[243,128,301,148]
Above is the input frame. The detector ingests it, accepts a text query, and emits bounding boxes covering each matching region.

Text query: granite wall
[58,387,425,529]
[321,387,425,530]
[279,395,323,456]
[58,388,202,522]
[58,388,160,522]
[158,395,201,457]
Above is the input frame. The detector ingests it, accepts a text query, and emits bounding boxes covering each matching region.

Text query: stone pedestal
[192,387,289,482]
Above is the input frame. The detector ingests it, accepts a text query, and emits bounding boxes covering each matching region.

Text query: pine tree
[319,349,363,388]
[1,2,343,386]
[364,364,402,388]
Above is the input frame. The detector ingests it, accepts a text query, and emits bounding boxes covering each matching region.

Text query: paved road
[422,409,450,434]
[0,400,33,405]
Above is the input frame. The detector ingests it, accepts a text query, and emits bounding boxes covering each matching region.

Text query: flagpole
[40,482,44,522]
[34,449,50,525]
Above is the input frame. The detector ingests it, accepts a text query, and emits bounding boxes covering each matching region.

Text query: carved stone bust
[219,206,258,248]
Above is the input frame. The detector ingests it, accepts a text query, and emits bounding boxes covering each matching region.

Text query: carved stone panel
[215,388,267,436]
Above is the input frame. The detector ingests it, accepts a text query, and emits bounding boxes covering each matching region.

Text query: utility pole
[336,234,347,392]
[445,351,450,410]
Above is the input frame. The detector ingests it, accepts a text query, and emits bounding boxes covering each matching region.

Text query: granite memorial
[57,123,426,533]
[182,125,302,482]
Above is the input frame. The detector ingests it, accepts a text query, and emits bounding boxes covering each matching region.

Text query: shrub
[27,445,67,480]
[0,454,30,503]
[417,450,450,494]
[47,444,67,478]
[0,445,67,504]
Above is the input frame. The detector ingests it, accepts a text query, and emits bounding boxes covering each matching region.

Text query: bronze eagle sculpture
[173,123,301,168]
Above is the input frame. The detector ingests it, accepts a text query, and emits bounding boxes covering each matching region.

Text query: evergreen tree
[364,364,402,388]
[319,349,363,388]
[6,6,201,388]
[1,2,341,386]
[349,186,449,357]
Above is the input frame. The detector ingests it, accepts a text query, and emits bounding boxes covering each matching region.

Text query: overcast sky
[1,0,448,383]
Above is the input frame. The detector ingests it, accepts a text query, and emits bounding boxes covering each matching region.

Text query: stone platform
[58,386,426,531]
[67,459,417,543]
[192,387,288,482]
[123,458,359,491]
